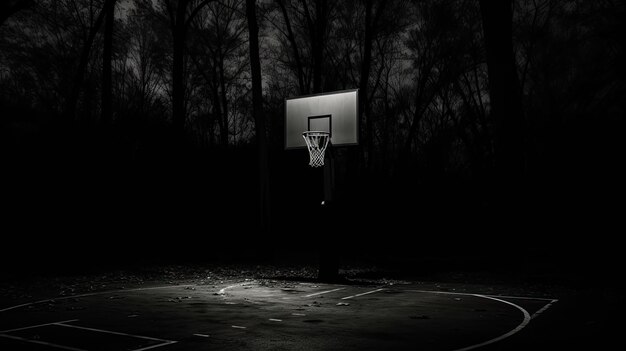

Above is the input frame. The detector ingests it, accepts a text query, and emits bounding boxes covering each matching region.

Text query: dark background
[1,0,624,287]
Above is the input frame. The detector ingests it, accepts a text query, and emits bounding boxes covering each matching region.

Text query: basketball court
[0,280,557,350]
[0,90,560,350]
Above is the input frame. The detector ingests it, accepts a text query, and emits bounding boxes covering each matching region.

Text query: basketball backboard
[285,89,359,150]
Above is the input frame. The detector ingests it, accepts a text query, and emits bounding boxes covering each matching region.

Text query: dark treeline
[1,1,624,279]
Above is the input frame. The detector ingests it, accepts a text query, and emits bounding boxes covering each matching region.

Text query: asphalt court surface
[0,281,557,350]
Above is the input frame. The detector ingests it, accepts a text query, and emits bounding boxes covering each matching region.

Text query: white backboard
[285,89,359,149]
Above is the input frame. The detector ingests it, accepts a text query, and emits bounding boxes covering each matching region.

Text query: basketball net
[302,131,330,167]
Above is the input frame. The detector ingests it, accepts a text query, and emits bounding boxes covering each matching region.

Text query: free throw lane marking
[0,319,80,333]
[341,288,384,300]
[54,323,174,342]
[1,319,176,351]
[0,333,87,351]
[304,287,345,297]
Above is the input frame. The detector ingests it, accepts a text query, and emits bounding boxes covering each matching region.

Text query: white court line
[405,289,559,301]
[405,290,558,302]
[531,299,559,319]
[133,341,178,351]
[0,285,195,313]
[53,322,175,342]
[304,287,345,297]
[403,289,550,351]
[0,333,87,351]
[1,319,176,351]
[451,294,531,351]
[0,282,556,351]
[405,289,483,296]
[268,318,282,322]
[341,288,384,300]
[0,319,79,333]
[218,281,255,295]
[484,294,557,301]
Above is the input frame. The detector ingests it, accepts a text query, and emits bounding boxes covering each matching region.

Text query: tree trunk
[359,0,386,169]
[359,0,374,168]
[478,0,525,195]
[172,0,189,136]
[168,0,215,135]
[218,51,229,147]
[312,0,326,93]
[277,0,306,94]
[246,0,271,233]
[101,0,116,125]
[66,3,108,121]
[209,59,224,146]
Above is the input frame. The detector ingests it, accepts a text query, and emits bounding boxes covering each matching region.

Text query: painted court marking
[341,288,384,300]
[0,333,87,351]
[450,294,531,351]
[404,290,559,321]
[304,287,345,297]
[218,281,255,295]
[54,322,175,343]
[0,319,176,351]
[403,289,557,351]
[0,319,79,333]
[0,282,248,350]
[0,282,558,351]
[0,284,195,313]
[531,299,559,319]
[483,294,557,301]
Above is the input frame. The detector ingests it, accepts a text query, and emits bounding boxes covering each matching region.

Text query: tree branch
[186,0,217,27]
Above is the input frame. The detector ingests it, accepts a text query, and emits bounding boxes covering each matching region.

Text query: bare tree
[305,0,328,93]
[246,0,271,233]
[478,0,525,187]
[65,0,112,121]
[124,1,169,119]
[275,0,306,94]
[101,0,117,125]
[359,0,386,168]
[161,0,216,134]
[188,0,248,147]
[402,1,458,163]
[269,0,333,94]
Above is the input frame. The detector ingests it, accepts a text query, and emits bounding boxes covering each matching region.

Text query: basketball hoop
[302,131,330,167]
